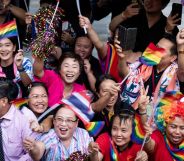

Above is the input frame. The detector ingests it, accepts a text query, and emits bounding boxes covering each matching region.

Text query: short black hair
[75,35,94,50]
[162,33,177,56]
[95,74,117,93]
[0,80,18,102]
[28,82,48,96]
[109,102,135,136]
[58,52,83,73]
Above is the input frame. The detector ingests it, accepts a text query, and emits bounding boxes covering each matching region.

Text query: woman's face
[28,86,48,116]
[59,58,80,84]
[0,38,15,62]
[111,116,132,147]
[166,116,184,147]
[99,79,118,108]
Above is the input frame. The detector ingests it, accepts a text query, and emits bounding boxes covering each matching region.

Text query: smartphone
[62,21,69,31]
[118,25,137,51]
[171,3,182,25]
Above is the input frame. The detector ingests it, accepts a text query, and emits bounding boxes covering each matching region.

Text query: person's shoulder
[96,132,110,141]
[76,127,89,135]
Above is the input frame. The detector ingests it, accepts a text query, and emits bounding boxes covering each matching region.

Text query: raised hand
[165,14,180,33]
[135,150,148,161]
[79,15,92,30]
[14,49,24,69]
[88,142,100,155]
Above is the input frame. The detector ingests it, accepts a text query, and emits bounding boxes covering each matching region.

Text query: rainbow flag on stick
[0,20,18,39]
[139,43,165,66]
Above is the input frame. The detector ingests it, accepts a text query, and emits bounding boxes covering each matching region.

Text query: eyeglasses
[55,117,78,125]
[29,94,48,100]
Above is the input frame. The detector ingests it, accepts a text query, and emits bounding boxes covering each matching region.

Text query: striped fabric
[37,128,93,161]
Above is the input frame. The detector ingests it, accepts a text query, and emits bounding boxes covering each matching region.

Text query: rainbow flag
[85,121,105,137]
[0,20,18,39]
[139,43,165,66]
[11,98,28,110]
[131,114,146,144]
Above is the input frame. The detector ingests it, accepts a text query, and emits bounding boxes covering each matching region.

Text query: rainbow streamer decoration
[165,137,184,161]
[85,121,105,137]
[139,43,165,66]
[0,20,18,39]
[110,138,118,161]
[131,114,146,144]
[11,98,28,110]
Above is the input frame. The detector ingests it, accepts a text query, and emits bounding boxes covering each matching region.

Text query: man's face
[144,0,163,14]
[53,106,78,141]
[74,37,93,60]
[157,38,176,67]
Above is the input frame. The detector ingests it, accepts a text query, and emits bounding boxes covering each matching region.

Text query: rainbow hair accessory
[131,114,146,144]
[139,43,165,66]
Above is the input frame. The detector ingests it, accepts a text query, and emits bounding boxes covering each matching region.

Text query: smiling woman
[88,101,148,161]
[0,37,33,97]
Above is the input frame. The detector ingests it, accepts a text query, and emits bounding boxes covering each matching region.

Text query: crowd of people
[0,0,184,161]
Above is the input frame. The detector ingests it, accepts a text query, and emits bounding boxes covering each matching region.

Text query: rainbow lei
[110,138,118,161]
[165,136,184,161]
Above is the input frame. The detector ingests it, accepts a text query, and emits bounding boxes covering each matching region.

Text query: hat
[62,90,105,137]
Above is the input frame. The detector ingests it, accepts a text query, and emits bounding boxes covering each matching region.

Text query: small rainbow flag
[11,98,28,110]
[139,43,165,66]
[131,114,146,144]
[0,20,18,39]
[85,121,105,137]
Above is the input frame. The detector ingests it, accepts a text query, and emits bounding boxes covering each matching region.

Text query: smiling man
[23,104,93,161]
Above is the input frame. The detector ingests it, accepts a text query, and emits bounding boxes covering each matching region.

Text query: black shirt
[121,9,179,52]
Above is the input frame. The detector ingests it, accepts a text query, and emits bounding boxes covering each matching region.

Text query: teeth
[60,128,67,131]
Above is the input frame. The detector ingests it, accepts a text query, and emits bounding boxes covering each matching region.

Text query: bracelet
[138,110,147,115]
[178,51,184,54]
[18,67,25,73]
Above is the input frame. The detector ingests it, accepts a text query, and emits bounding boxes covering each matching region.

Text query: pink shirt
[1,105,35,161]
[34,70,85,107]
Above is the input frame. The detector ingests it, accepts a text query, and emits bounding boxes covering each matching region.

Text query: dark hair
[109,101,135,136]
[162,33,177,56]
[58,52,83,73]
[44,54,59,70]
[161,0,170,9]
[95,74,117,93]
[28,82,48,96]
[75,35,94,51]
[0,79,19,101]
